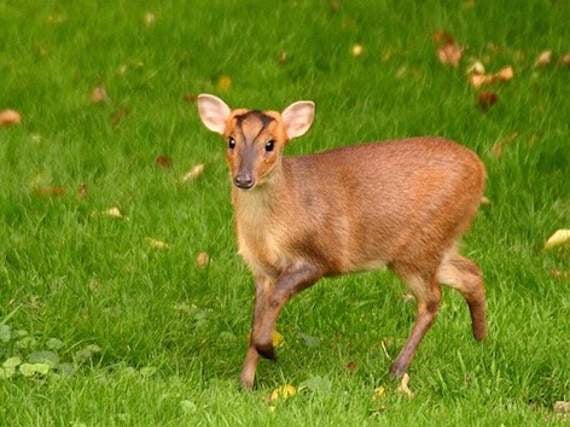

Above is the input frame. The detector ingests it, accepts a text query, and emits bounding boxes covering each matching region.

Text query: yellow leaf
[196,252,210,268]
[104,207,123,219]
[272,330,284,348]
[269,384,296,402]
[216,75,232,92]
[351,43,364,57]
[534,50,552,68]
[182,164,205,182]
[146,238,170,250]
[372,385,386,401]
[397,373,414,399]
[544,229,570,250]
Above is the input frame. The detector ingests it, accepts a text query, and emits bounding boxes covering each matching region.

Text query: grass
[0,0,569,425]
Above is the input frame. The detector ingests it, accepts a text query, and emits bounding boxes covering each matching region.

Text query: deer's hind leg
[437,245,486,341]
[390,269,442,378]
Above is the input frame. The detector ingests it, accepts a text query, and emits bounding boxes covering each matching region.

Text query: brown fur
[199,101,487,389]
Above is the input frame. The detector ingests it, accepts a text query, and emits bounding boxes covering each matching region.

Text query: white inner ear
[281,101,315,139]
[197,94,231,134]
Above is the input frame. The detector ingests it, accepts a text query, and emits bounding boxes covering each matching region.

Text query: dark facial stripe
[234,110,275,143]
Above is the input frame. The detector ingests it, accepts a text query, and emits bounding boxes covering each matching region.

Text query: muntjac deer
[197,94,487,390]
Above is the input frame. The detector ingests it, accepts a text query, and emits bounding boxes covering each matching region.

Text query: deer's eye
[265,140,275,152]
[228,137,236,150]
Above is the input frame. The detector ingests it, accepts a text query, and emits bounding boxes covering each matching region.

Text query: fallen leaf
[432,30,453,45]
[104,207,123,219]
[272,330,284,348]
[182,164,205,182]
[146,238,170,250]
[111,108,129,127]
[468,66,514,88]
[90,86,108,104]
[544,229,570,250]
[481,196,491,205]
[144,12,156,27]
[33,186,66,198]
[490,132,518,158]
[77,183,88,199]
[477,91,498,111]
[534,50,552,68]
[329,0,341,13]
[183,93,197,103]
[496,66,514,82]
[351,43,364,57]
[155,155,173,169]
[561,53,570,67]
[554,401,570,414]
[278,50,287,64]
[397,373,414,398]
[269,384,297,402]
[0,109,22,127]
[549,270,570,281]
[372,385,386,401]
[216,75,232,92]
[437,40,463,67]
[196,251,210,268]
[345,361,358,373]
[466,60,485,75]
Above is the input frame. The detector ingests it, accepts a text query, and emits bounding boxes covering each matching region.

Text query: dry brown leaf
[554,401,570,414]
[397,373,414,398]
[477,91,498,111]
[560,53,570,67]
[278,50,287,65]
[104,207,123,219]
[480,196,490,205]
[146,238,169,250]
[496,66,514,82]
[90,86,108,104]
[144,12,156,27]
[345,361,358,373]
[269,384,296,402]
[351,43,364,57]
[111,108,129,127]
[432,30,453,45]
[544,229,570,250]
[0,109,22,127]
[490,132,518,158]
[155,155,172,169]
[549,270,570,281]
[216,75,232,92]
[182,164,205,182]
[196,252,210,268]
[534,50,552,67]
[438,42,463,67]
[183,93,197,103]
[33,186,66,198]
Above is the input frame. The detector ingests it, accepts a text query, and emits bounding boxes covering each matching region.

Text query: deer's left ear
[281,100,315,140]
[197,94,231,134]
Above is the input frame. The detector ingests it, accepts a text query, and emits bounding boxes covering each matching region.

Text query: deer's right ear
[197,94,231,134]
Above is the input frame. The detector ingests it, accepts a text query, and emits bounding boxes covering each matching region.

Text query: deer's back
[278,137,486,274]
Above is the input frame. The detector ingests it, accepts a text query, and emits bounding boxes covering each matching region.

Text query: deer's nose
[234,174,254,189]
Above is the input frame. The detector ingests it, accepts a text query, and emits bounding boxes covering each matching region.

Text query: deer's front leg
[252,263,323,360]
[240,275,272,390]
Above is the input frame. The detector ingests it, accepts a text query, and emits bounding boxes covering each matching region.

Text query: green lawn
[1,0,569,425]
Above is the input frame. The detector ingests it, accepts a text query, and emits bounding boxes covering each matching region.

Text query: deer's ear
[197,94,231,134]
[281,101,315,140]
